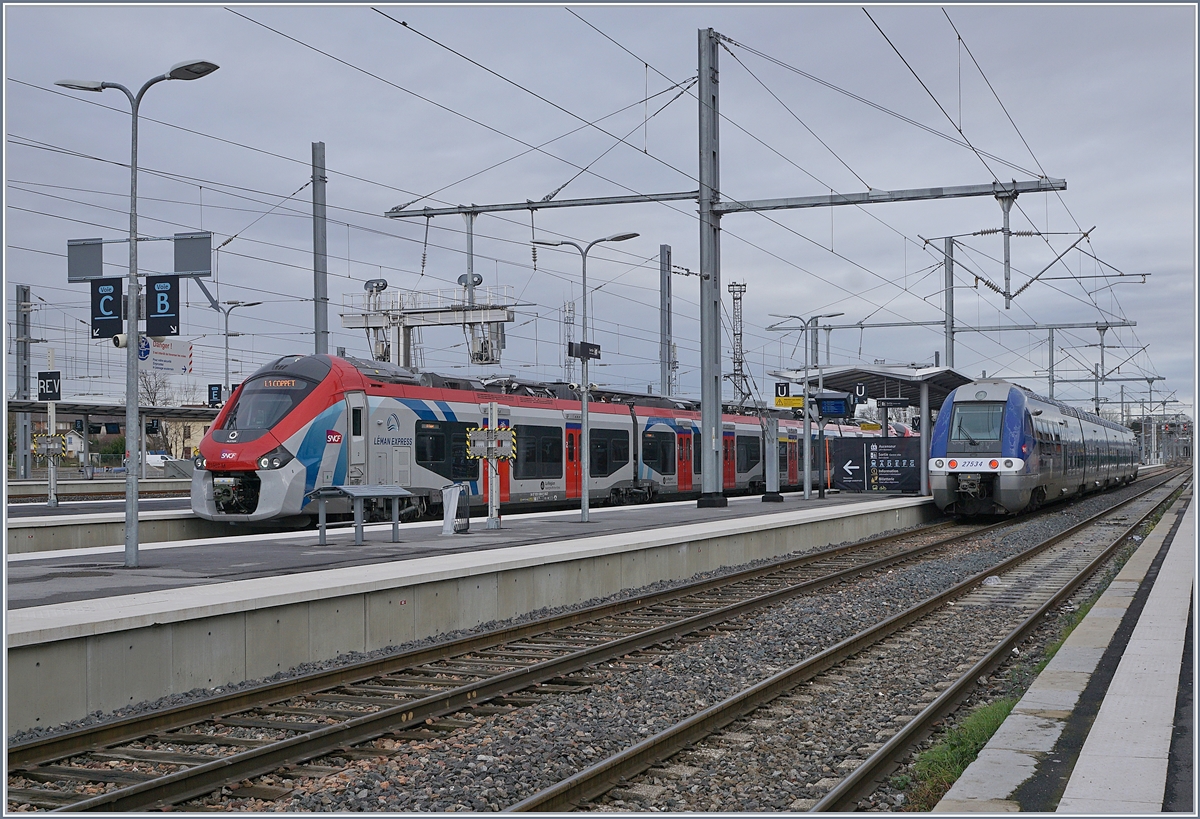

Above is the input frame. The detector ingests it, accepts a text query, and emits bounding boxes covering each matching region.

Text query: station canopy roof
[7,400,220,421]
[770,365,974,410]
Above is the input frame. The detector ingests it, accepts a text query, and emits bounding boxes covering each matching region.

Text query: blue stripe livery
[297,404,345,503]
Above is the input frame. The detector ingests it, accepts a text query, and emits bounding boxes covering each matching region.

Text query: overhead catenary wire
[9,17,1154,405]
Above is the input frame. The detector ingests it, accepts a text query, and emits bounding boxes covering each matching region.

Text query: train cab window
[949,403,1004,442]
[590,429,630,478]
[642,430,676,475]
[736,435,761,473]
[219,375,318,435]
[514,425,562,480]
[416,421,478,481]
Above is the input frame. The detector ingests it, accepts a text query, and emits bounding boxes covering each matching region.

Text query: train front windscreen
[948,403,1004,444]
[213,375,319,442]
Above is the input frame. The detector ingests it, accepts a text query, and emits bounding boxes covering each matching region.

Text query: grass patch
[906,698,1017,810]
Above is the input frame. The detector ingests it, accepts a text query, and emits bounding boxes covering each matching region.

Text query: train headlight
[256,446,294,471]
[948,459,958,469]
[935,459,944,469]
[193,455,206,470]
[1004,459,1013,468]
[989,460,999,469]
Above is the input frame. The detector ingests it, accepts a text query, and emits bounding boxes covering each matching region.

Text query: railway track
[5,472,1180,811]
[506,469,1188,812]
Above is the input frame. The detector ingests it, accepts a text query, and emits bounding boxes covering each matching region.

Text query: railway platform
[6,490,937,733]
[934,486,1194,813]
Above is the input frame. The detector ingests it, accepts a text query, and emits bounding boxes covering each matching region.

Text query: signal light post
[57,59,219,568]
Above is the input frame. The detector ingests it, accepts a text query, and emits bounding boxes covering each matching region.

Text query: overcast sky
[4,4,1195,419]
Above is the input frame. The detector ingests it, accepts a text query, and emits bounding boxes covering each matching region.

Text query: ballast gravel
[187,481,1159,812]
[9,478,1165,814]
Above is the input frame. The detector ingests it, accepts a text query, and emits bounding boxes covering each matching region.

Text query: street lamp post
[57,60,219,568]
[222,301,263,400]
[534,232,638,522]
[802,312,843,500]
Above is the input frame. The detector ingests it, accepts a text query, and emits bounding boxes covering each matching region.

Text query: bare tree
[138,370,176,454]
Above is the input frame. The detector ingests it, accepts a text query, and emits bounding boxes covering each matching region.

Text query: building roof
[7,400,220,421]
[769,365,974,409]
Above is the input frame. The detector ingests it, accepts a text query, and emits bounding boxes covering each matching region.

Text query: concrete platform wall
[6,478,191,498]
[8,513,236,554]
[7,499,936,732]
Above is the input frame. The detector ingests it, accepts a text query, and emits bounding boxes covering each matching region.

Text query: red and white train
[191,354,901,523]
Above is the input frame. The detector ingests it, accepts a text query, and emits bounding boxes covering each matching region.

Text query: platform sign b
[145,275,180,336]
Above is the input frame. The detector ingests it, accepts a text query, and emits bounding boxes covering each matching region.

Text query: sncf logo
[326,430,343,444]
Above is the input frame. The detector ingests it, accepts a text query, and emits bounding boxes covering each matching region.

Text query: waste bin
[441,483,470,535]
[83,465,95,480]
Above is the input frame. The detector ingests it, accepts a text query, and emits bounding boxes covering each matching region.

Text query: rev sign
[38,371,62,402]
[89,278,124,339]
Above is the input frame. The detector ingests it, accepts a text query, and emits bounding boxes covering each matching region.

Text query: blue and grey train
[929,380,1138,516]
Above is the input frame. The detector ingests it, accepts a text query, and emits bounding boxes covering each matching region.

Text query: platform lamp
[802,312,843,500]
[221,301,263,401]
[533,232,639,523]
[57,60,220,569]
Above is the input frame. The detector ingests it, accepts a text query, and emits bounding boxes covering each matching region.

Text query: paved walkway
[1056,495,1194,813]
[935,489,1193,813]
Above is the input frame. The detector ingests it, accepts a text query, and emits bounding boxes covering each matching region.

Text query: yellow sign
[774,396,805,408]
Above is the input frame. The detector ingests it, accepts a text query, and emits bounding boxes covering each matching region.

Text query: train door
[677,426,693,491]
[393,447,411,486]
[722,424,736,490]
[345,391,367,485]
[565,421,581,499]
[372,449,389,486]
[787,437,799,485]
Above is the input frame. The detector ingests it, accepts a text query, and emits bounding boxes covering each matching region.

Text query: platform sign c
[90,278,123,339]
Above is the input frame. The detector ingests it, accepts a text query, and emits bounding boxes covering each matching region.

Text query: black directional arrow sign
[90,277,123,339]
[146,275,180,337]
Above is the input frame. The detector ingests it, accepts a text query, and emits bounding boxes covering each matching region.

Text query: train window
[642,430,676,475]
[540,435,562,474]
[779,441,788,474]
[514,425,562,480]
[416,430,446,464]
[516,434,539,479]
[949,403,1004,441]
[416,421,478,482]
[352,407,363,438]
[736,435,761,473]
[567,435,575,463]
[450,432,474,481]
[590,429,630,478]
[220,375,318,433]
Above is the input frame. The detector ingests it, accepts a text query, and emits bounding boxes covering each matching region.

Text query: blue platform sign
[89,277,123,339]
[145,275,180,336]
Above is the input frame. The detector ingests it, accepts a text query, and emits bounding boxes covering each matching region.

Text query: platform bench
[305,485,413,545]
